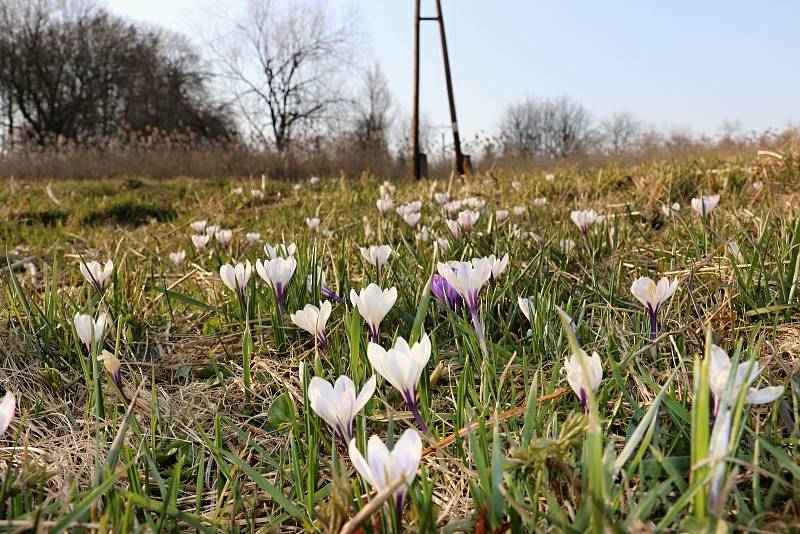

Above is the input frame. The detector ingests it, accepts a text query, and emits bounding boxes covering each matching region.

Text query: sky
[107,0,799,142]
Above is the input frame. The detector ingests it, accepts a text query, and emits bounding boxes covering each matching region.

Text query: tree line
[0,0,233,149]
[0,0,791,171]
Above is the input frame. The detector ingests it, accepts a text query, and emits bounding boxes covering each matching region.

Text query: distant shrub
[78,196,175,227]
[14,209,69,227]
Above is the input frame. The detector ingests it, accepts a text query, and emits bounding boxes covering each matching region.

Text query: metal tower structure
[412,0,467,179]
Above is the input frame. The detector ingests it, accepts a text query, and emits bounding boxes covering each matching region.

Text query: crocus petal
[353,375,377,414]
[365,435,392,491]
[745,385,783,405]
[390,429,422,487]
[349,437,380,490]
[308,377,339,429]
[0,392,15,437]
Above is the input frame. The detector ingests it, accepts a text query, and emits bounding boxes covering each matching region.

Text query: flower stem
[649,312,658,340]
[471,310,488,358]
[408,399,429,434]
[317,333,329,353]
[369,324,379,344]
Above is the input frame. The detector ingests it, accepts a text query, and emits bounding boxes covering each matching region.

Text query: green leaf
[219,448,304,518]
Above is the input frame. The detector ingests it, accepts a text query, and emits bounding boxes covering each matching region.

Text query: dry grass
[1,151,799,531]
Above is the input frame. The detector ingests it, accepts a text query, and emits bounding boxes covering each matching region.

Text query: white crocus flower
[376,198,393,215]
[349,284,397,343]
[190,220,207,233]
[98,349,127,401]
[434,192,450,204]
[707,345,783,511]
[630,276,679,338]
[79,259,113,291]
[438,259,493,353]
[545,173,555,182]
[559,238,575,252]
[169,250,185,267]
[708,345,783,417]
[415,226,433,242]
[348,429,422,521]
[192,234,210,250]
[443,200,462,214]
[367,334,432,432]
[457,209,480,233]
[487,253,509,280]
[513,206,525,216]
[205,224,219,237]
[402,211,421,229]
[445,219,461,239]
[219,261,252,298]
[290,301,332,349]
[74,312,108,353]
[436,237,450,253]
[691,194,720,216]
[727,241,745,264]
[570,209,602,235]
[306,217,321,232]
[379,180,396,198]
[532,197,547,206]
[256,256,297,312]
[518,296,536,324]
[437,259,492,318]
[246,232,261,245]
[264,242,296,259]
[463,197,484,210]
[661,202,681,216]
[0,392,15,438]
[25,262,38,285]
[215,229,233,246]
[360,245,393,273]
[495,210,509,222]
[564,348,603,411]
[308,374,376,442]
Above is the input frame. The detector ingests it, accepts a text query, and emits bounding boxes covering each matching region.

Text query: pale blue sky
[108,0,799,140]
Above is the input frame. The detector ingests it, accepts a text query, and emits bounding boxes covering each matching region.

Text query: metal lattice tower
[412,0,467,179]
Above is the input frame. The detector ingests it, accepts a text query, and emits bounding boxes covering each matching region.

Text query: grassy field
[1,154,799,532]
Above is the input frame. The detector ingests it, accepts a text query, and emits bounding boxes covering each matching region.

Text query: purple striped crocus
[350,284,397,343]
[256,256,296,313]
[306,268,344,304]
[308,375,375,444]
[98,350,128,403]
[431,273,462,310]
[630,276,678,339]
[437,259,493,353]
[367,334,432,434]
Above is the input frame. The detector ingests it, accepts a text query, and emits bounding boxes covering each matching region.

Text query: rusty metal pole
[434,0,465,175]
[412,0,422,179]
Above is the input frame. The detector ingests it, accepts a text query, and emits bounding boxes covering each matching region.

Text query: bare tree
[0,0,230,147]
[499,95,593,159]
[209,0,359,152]
[598,112,644,155]
[498,97,544,158]
[350,62,393,154]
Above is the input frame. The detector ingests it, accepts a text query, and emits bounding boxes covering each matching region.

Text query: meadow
[1,153,799,532]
